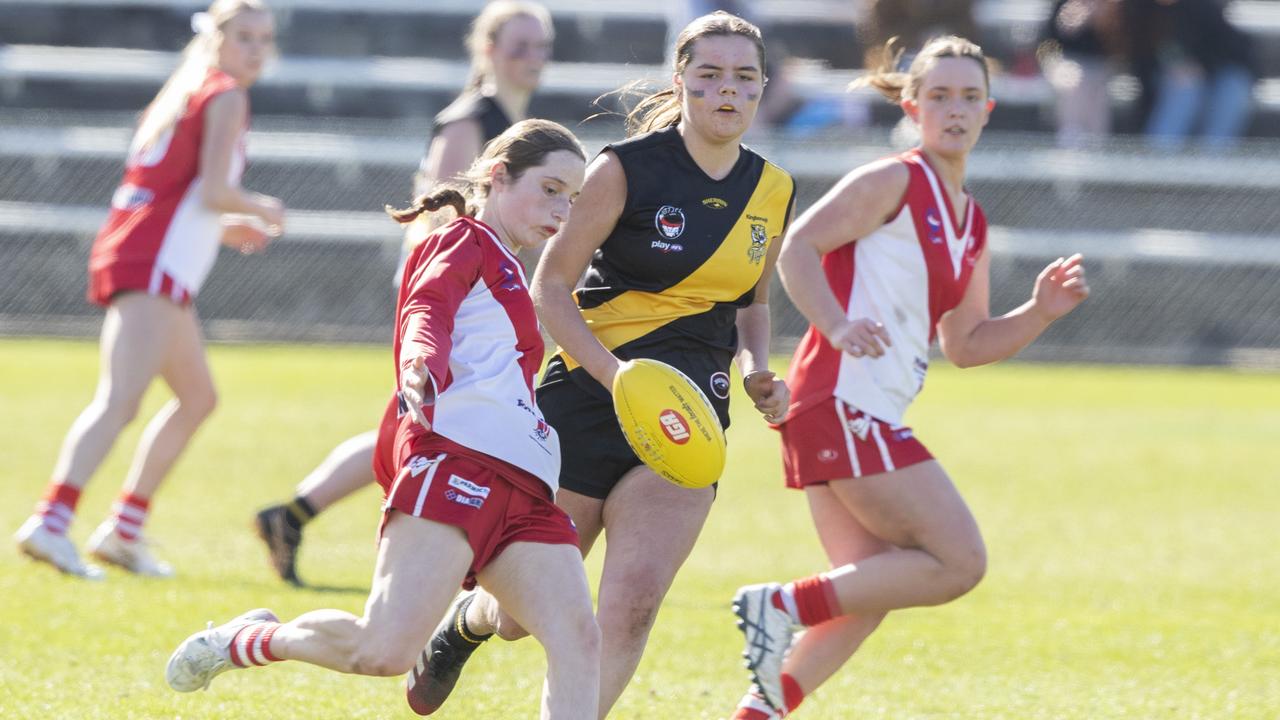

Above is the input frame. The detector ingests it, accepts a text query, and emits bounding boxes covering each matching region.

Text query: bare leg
[270,511,472,675]
[121,306,217,500]
[293,430,378,512]
[49,294,176,489]
[823,460,987,613]
[776,484,891,695]
[466,488,605,640]
[480,541,600,720]
[593,466,714,717]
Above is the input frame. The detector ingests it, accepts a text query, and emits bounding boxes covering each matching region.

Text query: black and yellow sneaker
[406,591,492,716]
[253,505,303,586]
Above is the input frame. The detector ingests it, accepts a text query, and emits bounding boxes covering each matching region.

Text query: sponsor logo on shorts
[655,205,686,240]
[702,197,727,209]
[658,409,691,444]
[444,489,484,509]
[893,428,914,442]
[710,372,731,400]
[533,418,551,441]
[818,448,839,462]
[407,455,437,477]
[448,474,490,499]
[845,414,872,441]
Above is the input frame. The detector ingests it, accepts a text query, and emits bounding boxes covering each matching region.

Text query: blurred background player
[13,0,284,580]
[729,37,1090,718]
[166,120,600,720]
[408,12,793,718]
[253,0,553,586]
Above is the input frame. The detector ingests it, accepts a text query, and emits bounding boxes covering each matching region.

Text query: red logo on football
[658,409,691,444]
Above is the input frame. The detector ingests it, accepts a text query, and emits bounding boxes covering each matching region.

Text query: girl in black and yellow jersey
[409,12,794,719]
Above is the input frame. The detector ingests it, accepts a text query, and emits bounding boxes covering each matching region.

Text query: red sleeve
[396,222,484,394]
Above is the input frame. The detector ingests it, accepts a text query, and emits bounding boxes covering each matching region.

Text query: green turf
[1,338,1277,719]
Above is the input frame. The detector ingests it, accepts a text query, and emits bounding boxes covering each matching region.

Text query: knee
[96,393,141,427]
[600,586,664,646]
[541,610,600,663]
[939,542,987,601]
[181,386,217,422]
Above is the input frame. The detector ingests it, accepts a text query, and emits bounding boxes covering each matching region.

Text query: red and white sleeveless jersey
[787,149,987,425]
[89,69,245,298]
[378,217,560,493]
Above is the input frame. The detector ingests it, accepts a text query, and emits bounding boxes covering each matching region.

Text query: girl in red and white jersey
[731,37,1091,717]
[14,0,284,581]
[166,119,601,720]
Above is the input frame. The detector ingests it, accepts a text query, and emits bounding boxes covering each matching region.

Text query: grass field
[1,337,1277,719]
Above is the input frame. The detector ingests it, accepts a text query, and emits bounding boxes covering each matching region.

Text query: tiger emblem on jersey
[747,223,768,264]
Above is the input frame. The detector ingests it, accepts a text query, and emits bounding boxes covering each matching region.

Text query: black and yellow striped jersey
[545,125,795,389]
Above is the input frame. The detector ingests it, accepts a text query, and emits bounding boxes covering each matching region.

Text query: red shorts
[88,263,193,307]
[779,397,933,488]
[377,436,578,589]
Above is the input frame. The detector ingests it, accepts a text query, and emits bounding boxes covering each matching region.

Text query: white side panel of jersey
[833,208,931,425]
[152,138,245,296]
[431,280,561,492]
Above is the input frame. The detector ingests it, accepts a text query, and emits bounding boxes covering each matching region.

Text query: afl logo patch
[655,205,686,240]
[702,197,727,210]
[710,371,731,399]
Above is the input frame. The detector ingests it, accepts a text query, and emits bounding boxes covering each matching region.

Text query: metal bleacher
[1,0,1278,364]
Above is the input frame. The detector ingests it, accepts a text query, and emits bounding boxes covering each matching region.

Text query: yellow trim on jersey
[559,162,793,371]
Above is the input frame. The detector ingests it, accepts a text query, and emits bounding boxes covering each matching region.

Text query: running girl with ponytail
[166,119,599,720]
[730,36,1090,718]
[14,0,284,580]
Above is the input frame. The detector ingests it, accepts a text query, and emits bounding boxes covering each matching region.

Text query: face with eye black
[215,9,275,86]
[675,34,764,144]
[901,56,995,160]
[488,14,553,92]
[487,150,586,251]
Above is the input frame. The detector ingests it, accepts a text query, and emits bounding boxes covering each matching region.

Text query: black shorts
[538,350,732,500]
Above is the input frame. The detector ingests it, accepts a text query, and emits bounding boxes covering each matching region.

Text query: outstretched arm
[937,251,1090,368]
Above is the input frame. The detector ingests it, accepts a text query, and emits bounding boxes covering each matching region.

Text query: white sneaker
[736,686,784,718]
[14,515,104,580]
[732,583,797,712]
[86,522,174,577]
[166,608,280,692]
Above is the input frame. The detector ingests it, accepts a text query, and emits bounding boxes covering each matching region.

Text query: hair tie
[190,11,216,35]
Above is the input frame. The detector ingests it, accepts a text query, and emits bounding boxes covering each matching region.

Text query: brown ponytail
[385,186,470,224]
[388,118,585,227]
[853,35,990,103]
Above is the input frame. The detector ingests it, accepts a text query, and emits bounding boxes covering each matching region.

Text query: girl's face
[676,34,764,144]
[902,56,994,159]
[215,10,276,86]
[489,15,553,92]
[491,149,585,251]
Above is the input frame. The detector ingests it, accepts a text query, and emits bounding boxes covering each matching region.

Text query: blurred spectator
[1126,0,1257,149]
[859,0,977,71]
[1039,0,1127,148]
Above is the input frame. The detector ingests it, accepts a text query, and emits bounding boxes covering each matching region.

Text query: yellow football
[611,359,727,489]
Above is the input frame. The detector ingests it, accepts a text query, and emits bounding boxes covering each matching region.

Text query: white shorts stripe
[870,422,895,473]
[411,453,447,516]
[147,266,163,295]
[834,399,862,478]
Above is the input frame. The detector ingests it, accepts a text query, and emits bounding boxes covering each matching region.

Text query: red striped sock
[229,623,283,668]
[781,673,805,713]
[111,493,150,541]
[36,482,82,536]
[789,574,841,626]
[732,688,783,719]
